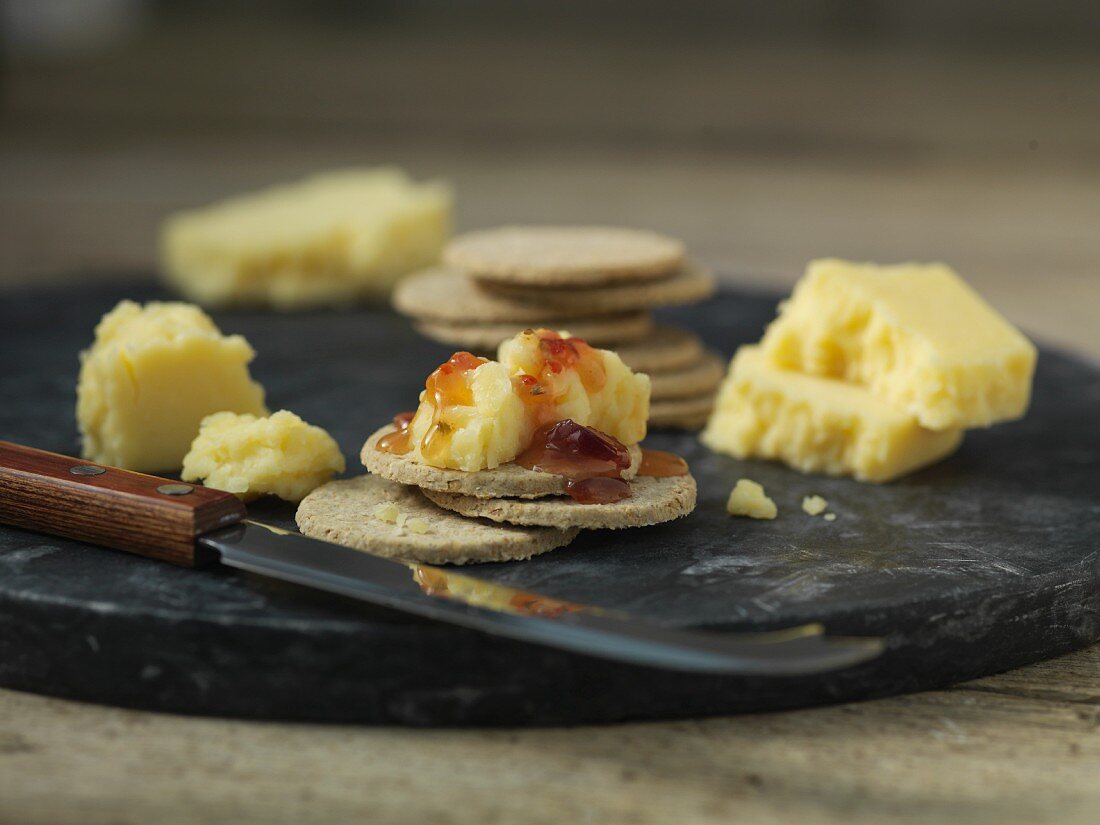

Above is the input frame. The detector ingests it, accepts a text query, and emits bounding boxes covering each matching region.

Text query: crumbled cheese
[406,518,431,535]
[726,479,778,520]
[802,495,828,516]
[373,502,400,524]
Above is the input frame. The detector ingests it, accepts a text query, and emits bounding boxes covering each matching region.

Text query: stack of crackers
[394,226,724,429]
[295,428,697,566]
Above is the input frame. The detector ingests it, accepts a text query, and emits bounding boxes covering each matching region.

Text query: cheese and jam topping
[383,329,650,473]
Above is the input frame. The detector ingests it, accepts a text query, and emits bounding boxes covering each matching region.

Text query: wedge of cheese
[161,168,452,309]
[702,346,962,482]
[76,301,268,471]
[760,259,1036,430]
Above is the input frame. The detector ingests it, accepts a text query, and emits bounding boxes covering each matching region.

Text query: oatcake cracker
[614,326,706,373]
[296,475,578,565]
[362,426,642,498]
[415,312,653,351]
[445,226,684,286]
[422,473,697,530]
[393,267,601,323]
[476,262,716,312]
[649,394,716,429]
[647,353,726,400]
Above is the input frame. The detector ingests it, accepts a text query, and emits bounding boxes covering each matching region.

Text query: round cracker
[614,326,706,373]
[445,226,684,286]
[421,473,697,531]
[394,267,602,323]
[296,476,578,565]
[415,312,653,351]
[647,352,726,400]
[361,426,642,498]
[648,394,716,430]
[475,262,715,312]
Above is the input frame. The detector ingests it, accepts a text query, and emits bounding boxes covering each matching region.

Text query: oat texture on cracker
[415,312,653,351]
[445,226,684,286]
[475,261,716,312]
[362,425,642,498]
[295,475,579,565]
[422,474,697,530]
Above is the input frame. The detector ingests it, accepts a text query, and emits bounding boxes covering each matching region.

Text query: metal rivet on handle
[156,484,193,496]
[70,465,106,476]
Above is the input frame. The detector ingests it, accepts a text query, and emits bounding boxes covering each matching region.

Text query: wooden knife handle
[0,441,245,567]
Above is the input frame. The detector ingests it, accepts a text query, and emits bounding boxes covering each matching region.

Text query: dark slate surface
[1,280,1098,726]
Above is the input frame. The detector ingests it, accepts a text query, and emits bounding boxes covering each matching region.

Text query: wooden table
[1,16,1098,823]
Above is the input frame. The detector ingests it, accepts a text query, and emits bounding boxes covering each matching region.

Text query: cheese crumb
[802,495,828,516]
[373,502,400,524]
[726,479,778,520]
[823,513,837,522]
[406,518,431,535]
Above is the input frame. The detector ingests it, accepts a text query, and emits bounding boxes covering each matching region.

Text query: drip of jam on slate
[637,449,689,477]
[516,419,633,504]
[376,410,417,454]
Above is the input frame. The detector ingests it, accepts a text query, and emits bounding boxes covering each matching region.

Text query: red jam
[536,331,606,394]
[376,410,417,454]
[516,419,633,504]
[637,449,689,477]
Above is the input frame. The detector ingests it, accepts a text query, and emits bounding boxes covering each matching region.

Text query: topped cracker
[445,226,685,286]
[362,425,641,498]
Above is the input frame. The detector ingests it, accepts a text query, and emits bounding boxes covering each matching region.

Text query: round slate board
[1,281,1098,727]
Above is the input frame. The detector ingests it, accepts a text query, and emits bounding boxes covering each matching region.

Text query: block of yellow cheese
[759,259,1037,430]
[701,346,963,482]
[161,168,452,309]
[405,329,650,472]
[77,301,268,472]
[182,410,345,502]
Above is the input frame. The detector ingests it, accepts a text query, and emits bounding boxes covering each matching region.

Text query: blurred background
[1,0,1097,352]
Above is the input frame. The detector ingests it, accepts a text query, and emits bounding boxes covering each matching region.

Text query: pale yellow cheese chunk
[406,330,650,472]
[76,301,268,472]
[726,479,778,520]
[760,259,1037,430]
[702,346,963,483]
[182,410,345,502]
[161,168,452,309]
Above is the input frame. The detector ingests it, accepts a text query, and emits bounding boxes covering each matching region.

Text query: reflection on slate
[0,281,1097,725]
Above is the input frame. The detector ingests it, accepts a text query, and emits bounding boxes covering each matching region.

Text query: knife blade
[0,440,884,675]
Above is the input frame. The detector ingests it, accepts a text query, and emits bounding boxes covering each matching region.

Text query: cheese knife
[0,440,884,676]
